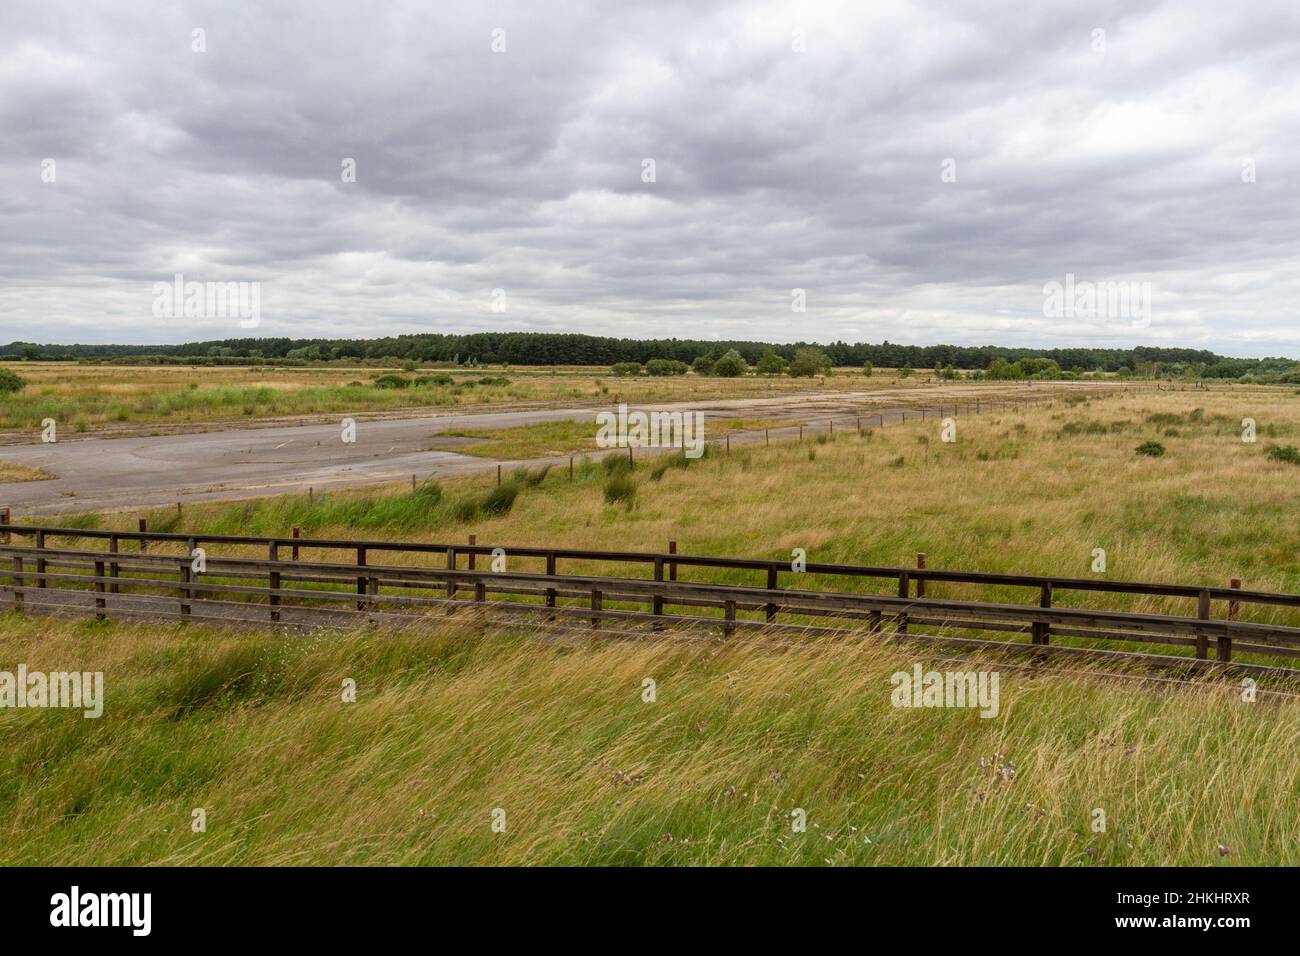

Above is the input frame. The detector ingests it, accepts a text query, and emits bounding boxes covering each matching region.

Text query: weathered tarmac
[0,383,1111,516]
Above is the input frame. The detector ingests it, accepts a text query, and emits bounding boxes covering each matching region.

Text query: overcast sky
[3,0,1300,355]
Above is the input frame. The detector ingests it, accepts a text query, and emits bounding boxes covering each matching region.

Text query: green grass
[1,614,1295,865]
[444,417,792,459]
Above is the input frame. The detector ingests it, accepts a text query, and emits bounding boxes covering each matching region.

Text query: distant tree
[985,358,1021,380]
[691,355,715,375]
[645,359,688,376]
[788,347,832,378]
[0,368,26,395]
[862,360,873,377]
[899,363,914,378]
[756,349,788,376]
[610,362,643,377]
[711,349,749,377]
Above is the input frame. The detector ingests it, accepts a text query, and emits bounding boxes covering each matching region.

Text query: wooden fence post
[180,561,192,619]
[468,534,477,570]
[94,559,106,620]
[446,546,457,604]
[109,534,120,593]
[292,526,300,561]
[765,564,778,623]
[35,529,45,589]
[723,599,736,638]
[0,506,9,544]
[1032,584,1052,646]
[591,589,602,629]
[653,556,664,621]
[1196,589,1211,659]
[545,552,557,617]
[1221,578,1240,662]
[138,517,147,552]
[916,553,926,598]
[668,540,677,581]
[269,541,280,623]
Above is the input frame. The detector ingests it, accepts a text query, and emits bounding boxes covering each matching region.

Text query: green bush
[756,349,788,376]
[788,347,832,378]
[1135,440,1166,457]
[372,373,410,389]
[480,481,521,515]
[711,349,749,377]
[610,362,644,377]
[645,359,688,376]
[0,368,27,395]
[1267,445,1300,465]
[603,474,637,506]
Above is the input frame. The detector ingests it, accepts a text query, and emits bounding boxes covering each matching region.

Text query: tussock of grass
[0,460,54,482]
[1,615,1296,865]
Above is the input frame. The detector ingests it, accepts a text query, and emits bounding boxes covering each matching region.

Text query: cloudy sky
[3,0,1300,355]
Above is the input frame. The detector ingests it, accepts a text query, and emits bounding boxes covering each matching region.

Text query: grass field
[0,362,929,434]
[38,386,1300,606]
[1,614,1295,866]
[442,416,791,459]
[8,384,1300,865]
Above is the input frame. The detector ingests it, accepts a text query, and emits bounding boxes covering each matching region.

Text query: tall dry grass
[1,613,1296,865]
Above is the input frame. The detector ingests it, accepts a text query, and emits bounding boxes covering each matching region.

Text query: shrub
[1135,440,1166,457]
[602,453,633,476]
[756,349,788,376]
[788,347,832,378]
[412,480,443,502]
[691,355,715,375]
[414,374,453,387]
[611,362,643,377]
[372,373,410,389]
[480,481,520,515]
[645,359,688,376]
[0,368,26,395]
[711,350,749,377]
[603,474,637,506]
[862,361,873,377]
[1267,445,1300,465]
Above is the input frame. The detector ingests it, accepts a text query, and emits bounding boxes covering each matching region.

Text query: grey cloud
[3,0,1300,354]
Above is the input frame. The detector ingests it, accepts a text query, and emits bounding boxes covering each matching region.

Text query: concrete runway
[0,384,1108,516]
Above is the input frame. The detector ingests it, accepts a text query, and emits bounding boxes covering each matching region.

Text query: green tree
[788,347,832,378]
[0,368,26,394]
[711,349,749,377]
[756,349,788,375]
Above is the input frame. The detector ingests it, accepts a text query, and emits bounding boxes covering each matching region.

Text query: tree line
[0,333,1232,373]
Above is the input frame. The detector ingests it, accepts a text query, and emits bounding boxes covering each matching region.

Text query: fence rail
[2,523,1299,675]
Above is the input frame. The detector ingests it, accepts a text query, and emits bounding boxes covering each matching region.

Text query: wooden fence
[1,522,1298,675]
